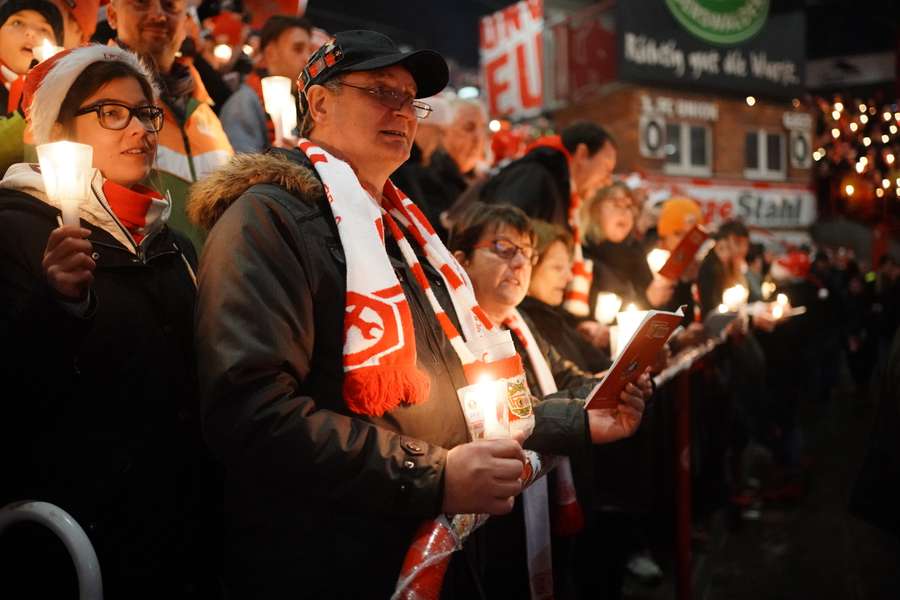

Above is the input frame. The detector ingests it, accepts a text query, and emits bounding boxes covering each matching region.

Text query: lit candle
[36,141,93,227]
[776,293,789,307]
[761,281,776,300]
[771,304,784,320]
[33,38,62,63]
[594,292,622,325]
[464,378,508,439]
[261,75,297,141]
[213,43,233,62]
[717,303,729,313]
[646,248,671,275]
[722,284,748,312]
[613,303,646,359]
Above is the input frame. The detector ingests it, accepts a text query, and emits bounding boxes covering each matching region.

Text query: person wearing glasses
[447,201,651,598]
[106,0,233,252]
[0,45,217,598]
[189,30,628,598]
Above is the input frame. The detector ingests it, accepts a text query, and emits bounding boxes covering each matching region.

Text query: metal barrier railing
[0,500,103,600]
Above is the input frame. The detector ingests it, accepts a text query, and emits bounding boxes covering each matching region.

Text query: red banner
[479,0,544,118]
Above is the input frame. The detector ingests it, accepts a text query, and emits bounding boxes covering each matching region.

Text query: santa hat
[207,11,245,47]
[23,44,157,146]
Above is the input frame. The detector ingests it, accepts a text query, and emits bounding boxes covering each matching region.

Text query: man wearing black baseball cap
[188,30,589,598]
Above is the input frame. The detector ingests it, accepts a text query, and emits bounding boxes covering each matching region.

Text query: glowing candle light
[776,293,789,307]
[242,44,254,56]
[772,304,784,319]
[646,248,671,275]
[36,141,94,227]
[32,38,62,62]
[213,44,232,61]
[722,284,748,311]
[594,292,622,326]
[261,75,297,141]
[612,303,646,359]
[860,114,869,124]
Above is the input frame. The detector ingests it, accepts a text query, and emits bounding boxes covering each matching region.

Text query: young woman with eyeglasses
[0,44,218,598]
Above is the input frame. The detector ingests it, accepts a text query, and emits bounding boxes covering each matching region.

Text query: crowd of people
[0,1,897,599]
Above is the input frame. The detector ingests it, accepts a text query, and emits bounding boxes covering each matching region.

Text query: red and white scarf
[297,139,495,416]
[1,62,25,114]
[505,309,586,600]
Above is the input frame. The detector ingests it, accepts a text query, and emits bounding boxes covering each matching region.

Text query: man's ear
[306,85,330,130]
[453,250,468,266]
[106,0,118,30]
[573,142,590,162]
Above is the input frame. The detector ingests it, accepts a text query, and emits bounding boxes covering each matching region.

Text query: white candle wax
[36,141,93,227]
[614,304,646,359]
[261,75,296,140]
[646,248,671,274]
[470,379,508,439]
[595,292,622,325]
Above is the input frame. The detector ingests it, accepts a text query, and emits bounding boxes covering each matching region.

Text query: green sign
[665,0,770,45]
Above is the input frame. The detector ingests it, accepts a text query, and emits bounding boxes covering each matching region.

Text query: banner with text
[480,0,544,118]
[616,0,804,98]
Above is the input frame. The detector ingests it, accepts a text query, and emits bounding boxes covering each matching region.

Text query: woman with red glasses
[0,45,216,598]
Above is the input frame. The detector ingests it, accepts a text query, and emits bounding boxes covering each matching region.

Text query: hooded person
[0,44,218,599]
[187,29,644,599]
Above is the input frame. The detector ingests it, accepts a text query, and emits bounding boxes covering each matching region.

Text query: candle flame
[772,304,784,319]
[722,284,748,310]
[718,304,729,313]
[646,248,671,274]
[776,293,789,307]
[213,44,233,61]
[595,292,622,325]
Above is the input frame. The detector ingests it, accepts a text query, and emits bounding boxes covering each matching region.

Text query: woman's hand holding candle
[441,434,526,515]
[587,368,651,444]
[42,225,95,300]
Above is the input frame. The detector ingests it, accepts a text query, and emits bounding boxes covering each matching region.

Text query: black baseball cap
[299,30,449,103]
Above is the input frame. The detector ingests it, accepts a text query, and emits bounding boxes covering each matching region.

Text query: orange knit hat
[658,196,702,237]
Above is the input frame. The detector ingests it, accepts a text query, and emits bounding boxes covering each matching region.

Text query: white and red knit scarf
[506,309,586,600]
[297,139,496,416]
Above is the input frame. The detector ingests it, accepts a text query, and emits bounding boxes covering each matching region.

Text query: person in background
[49,0,99,47]
[418,97,487,240]
[0,44,217,599]
[391,93,452,227]
[521,219,612,373]
[0,0,63,174]
[220,14,312,153]
[448,202,651,599]
[106,0,233,251]
[479,121,616,229]
[582,182,674,311]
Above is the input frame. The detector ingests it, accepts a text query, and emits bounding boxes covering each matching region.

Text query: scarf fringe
[343,365,432,417]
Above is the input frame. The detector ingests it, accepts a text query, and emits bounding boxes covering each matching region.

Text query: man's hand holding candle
[441,432,526,515]
[42,225,95,300]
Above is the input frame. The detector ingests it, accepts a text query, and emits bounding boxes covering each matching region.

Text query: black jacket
[584,238,654,310]
[0,179,211,598]
[519,296,612,374]
[479,146,571,227]
[188,149,588,599]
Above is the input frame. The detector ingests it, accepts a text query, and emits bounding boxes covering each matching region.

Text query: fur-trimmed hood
[188,151,322,231]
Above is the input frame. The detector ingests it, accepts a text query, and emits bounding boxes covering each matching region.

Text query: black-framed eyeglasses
[75,102,164,133]
[474,238,538,265]
[335,82,433,119]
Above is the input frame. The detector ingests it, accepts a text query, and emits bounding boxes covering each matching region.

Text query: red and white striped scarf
[297,139,497,416]
[505,309,586,600]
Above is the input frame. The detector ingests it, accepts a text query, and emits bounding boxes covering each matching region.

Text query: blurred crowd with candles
[0,1,898,599]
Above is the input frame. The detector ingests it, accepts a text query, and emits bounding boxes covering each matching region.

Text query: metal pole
[0,500,103,600]
[674,370,692,600]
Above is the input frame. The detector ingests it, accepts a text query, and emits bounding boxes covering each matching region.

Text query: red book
[658,225,709,281]
[585,308,684,410]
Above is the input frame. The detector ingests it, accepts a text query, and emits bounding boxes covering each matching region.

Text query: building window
[744,130,786,180]
[664,122,712,176]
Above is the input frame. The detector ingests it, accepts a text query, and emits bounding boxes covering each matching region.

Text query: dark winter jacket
[519,295,612,374]
[187,149,589,599]
[0,165,213,599]
[584,238,654,310]
[479,145,571,227]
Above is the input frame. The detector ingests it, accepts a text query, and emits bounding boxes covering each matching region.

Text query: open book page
[585,307,685,410]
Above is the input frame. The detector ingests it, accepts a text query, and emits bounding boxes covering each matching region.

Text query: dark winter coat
[479,145,571,228]
[584,238,654,310]
[0,169,212,599]
[187,149,589,599]
[519,295,612,374]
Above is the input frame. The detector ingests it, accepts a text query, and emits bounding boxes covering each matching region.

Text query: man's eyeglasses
[335,82,433,119]
[474,238,538,266]
[75,102,165,133]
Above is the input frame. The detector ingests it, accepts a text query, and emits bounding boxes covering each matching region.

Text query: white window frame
[744,129,787,181]
[663,122,712,177]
